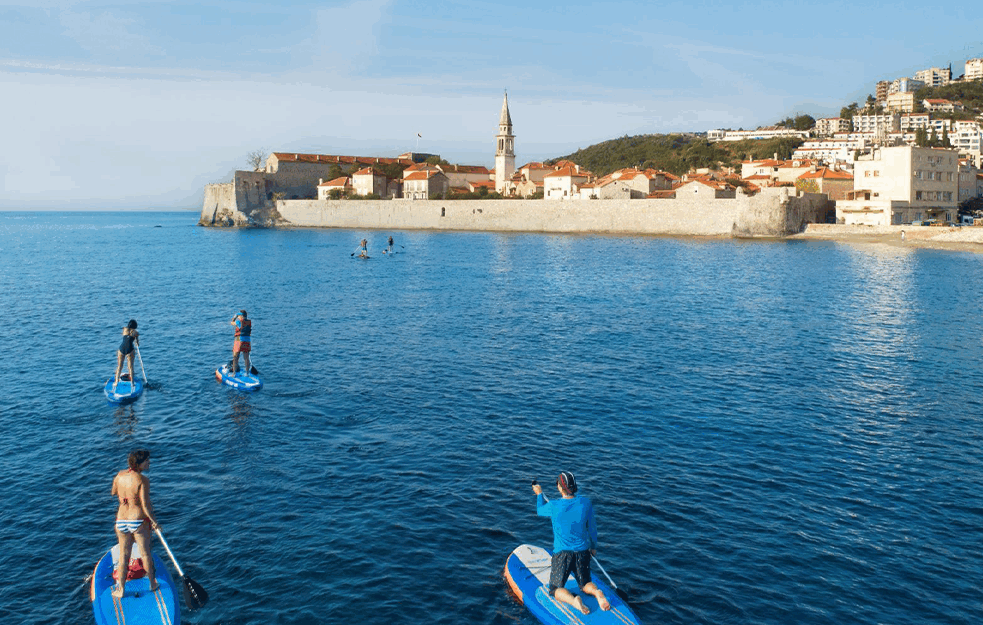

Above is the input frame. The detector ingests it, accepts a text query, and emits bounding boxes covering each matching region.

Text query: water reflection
[227,390,255,426]
[112,405,138,438]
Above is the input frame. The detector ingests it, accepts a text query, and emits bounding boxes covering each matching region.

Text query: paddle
[134,343,148,384]
[591,555,630,603]
[532,479,630,603]
[68,573,93,600]
[155,528,209,610]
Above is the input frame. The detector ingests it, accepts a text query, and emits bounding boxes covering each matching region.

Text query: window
[916,191,923,200]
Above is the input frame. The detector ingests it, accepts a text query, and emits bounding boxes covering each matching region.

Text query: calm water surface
[0,211,981,625]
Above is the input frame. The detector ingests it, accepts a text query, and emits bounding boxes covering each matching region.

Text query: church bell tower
[495,91,516,194]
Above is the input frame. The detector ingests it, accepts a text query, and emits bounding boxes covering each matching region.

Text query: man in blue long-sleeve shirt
[533,471,611,614]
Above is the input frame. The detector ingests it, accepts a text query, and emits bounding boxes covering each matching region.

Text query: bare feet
[112,585,124,599]
[598,595,611,611]
[148,581,160,592]
[573,596,590,615]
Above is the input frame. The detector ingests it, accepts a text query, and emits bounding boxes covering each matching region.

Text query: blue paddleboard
[104,375,144,404]
[215,364,262,391]
[90,543,180,625]
[504,544,641,625]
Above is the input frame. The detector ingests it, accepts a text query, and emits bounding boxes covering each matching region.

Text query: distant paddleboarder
[385,235,394,254]
[230,310,252,374]
[532,472,610,615]
[111,449,160,599]
[113,320,139,392]
[359,238,369,258]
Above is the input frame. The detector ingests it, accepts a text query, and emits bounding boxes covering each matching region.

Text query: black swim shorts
[548,549,591,595]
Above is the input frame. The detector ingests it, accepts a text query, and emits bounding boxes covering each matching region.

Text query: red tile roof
[544,166,589,178]
[318,177,350,187]
[272,152,413,166]
[797,167,853,180]
[403,170,445,181]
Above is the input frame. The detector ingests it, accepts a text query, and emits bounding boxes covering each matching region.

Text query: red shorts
[234,340,251,353]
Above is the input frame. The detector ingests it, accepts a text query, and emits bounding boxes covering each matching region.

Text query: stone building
[351,167,389,197]
[795,167,854,201]
[494,92,516,193]
[403,170,449,200]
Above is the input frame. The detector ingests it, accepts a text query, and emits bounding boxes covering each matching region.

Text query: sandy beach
[792,223,983,254]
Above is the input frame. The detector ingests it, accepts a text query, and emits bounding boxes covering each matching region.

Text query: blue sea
[1,211,981,625]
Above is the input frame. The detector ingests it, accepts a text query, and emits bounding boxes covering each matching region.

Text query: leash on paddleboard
[531,479,631,603]
[155,528,209,610]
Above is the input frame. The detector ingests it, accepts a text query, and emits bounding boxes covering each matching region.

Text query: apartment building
[875,80,890,104]
[886,92,915,113]
[710,127,810,141]
[852,114,897,135]
[965,58,983,81]
[951,121,983,154]
[815,117,852,136]
[792,136,871,163]
[913,67,952,87]
[888,77,926,94]
[836,146,958,225]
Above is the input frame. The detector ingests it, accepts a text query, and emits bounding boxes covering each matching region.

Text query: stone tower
[495,91,516,194]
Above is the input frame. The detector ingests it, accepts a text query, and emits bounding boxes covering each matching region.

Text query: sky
[2,0,982,209]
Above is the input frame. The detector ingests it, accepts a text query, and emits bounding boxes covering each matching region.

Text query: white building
[544,165,590,200]
[814,117,852,136]
[922,99,962,113]
[792,136,870,163]
[888,77,926,94]
[913,67,952,87]
[951,121,983,154]
[712,127,810,141]
[706,129,727,141]
[965,58,983,81]
[852,114,897,136]
[836,146,959,225]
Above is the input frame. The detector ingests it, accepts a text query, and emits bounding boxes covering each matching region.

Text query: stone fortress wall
[252,188,829,237]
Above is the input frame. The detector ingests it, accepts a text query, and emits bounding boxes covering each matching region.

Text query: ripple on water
[1,213,983,624]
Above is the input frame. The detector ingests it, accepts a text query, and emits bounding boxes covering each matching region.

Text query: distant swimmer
[113,320,139,392]
[111,449,160,598]
[230,310,252,374]
[532,472,610,614]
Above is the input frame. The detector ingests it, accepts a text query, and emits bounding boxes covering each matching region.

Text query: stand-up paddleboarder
[532,472,611,615]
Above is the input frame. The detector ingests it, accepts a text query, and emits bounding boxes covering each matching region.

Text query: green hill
[913,81,983,118]
[548,134,804,177]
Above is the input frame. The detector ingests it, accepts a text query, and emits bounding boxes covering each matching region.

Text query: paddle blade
[615,587,630,603]
[182,575,209,610]
[250,366,260,375]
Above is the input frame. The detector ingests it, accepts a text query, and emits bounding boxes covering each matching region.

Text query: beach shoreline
[791,223,983,254]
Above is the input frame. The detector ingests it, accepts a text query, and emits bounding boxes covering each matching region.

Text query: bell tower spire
[495,90,515,194]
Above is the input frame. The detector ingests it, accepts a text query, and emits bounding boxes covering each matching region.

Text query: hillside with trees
[548,133,804,177]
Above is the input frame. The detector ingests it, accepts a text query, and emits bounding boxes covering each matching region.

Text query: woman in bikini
[111,449,160,598]
[113,319,139,391]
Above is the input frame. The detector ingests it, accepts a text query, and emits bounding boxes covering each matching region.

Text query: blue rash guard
[537,494,598,553]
